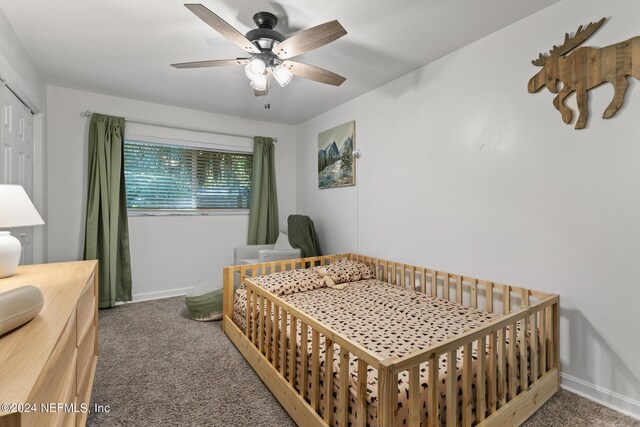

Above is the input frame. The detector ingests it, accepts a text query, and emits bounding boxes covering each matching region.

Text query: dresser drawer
[29,311,77,403]
[78,348,95,405]
[76,322,95,395]
[77,367,94,427]
[25,313,77,427]
[62,401,77,427]
[59,351,78,427]
[77,327,97,427]
[27,352,77,427]
[76,275,95,346]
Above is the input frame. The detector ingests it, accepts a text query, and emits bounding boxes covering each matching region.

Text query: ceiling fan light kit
[272,64,293,87]
[245,58,266,80]
[250,73,268,91]
[172,4,347,96]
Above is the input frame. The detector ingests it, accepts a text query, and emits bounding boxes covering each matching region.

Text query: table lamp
[0,185,44,278]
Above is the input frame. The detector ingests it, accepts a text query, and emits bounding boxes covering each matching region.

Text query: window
[124,140,253,211]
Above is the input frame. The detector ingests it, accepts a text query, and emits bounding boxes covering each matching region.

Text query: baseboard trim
[561,373,640,420]
[131,287,191,303]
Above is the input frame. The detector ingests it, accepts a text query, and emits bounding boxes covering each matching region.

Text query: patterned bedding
[233,267,530,426]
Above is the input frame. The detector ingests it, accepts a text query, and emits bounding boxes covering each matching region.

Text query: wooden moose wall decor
[528,18,640,129]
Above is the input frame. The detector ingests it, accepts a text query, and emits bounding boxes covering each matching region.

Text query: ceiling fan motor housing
[246,12,285,51]
[253,11,278,29]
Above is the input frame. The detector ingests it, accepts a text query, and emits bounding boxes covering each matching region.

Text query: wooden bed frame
[223,254,560,427]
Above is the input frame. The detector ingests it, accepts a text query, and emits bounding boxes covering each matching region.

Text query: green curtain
[247,136,279,244]
[84,113,133,308]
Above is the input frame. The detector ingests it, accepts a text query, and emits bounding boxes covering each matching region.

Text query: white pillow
[273,232,294,250]
[0,285,44,336]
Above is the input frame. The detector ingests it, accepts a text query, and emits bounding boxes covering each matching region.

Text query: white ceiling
[0,0,559,125]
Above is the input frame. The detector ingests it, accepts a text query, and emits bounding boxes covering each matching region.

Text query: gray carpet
[88,297,639,427]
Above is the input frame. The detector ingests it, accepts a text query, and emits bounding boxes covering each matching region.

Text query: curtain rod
[0,78,35,114]
[82,110,277,143]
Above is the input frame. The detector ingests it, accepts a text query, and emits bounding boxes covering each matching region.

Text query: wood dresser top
[0,261,98,405]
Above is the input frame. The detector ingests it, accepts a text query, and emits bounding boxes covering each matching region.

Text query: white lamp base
[0,231,21,278]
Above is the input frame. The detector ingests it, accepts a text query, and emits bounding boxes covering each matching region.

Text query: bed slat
[546,306,553,370]
[430,270,437,297]
[427,355,439,427]
[280,309,288,377]
[471,278,478,309]
[446,349,457,426]
[240,265,248,286]
[539,310,547,375]
[553,303,560,370]
[273,304,280,369]
[521,288,529,307]
[391,262,397,286]
[258,294,264,354]
[530,312,539,383]
[266,299,272,360]
[324,338,334,425]
[409,266,415,292]
[508,322,517,400]
[444,273,450,301]
[409,364,421,427]
[311,330,320,411]
[476,336,487,422]
[504,285,511,314]
[520,317,529,391]
[356,359,368,427]
[300,322,308,398]
[224,267,233,319]
[488,331,498,414]
[462,343,473,426]
[289,315,298,386]
[245,288,251,337]
[338,348,350,426]
[486,281,494,313]
[498,327,507,407]
[383,262,388,284]
[251,290,258,344]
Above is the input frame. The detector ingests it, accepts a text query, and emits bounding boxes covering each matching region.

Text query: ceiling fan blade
[274,20,347,59]
[282,61,346,86]
[171,58,251,69]
[184,4,260,54]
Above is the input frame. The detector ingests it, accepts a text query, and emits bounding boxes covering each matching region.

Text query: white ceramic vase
[0,231,21,278]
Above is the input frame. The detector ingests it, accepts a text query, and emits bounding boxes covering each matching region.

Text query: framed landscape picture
[318,120,355,189]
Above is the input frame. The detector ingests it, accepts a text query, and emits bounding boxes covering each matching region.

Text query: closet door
[0,85,35,265]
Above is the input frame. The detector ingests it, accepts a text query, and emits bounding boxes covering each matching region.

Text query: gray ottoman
[185,283,223,321]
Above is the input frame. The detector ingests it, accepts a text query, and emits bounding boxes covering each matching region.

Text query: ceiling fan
[171,4,347,96]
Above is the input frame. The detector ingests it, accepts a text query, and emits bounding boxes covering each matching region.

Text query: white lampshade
[0,185,43,278]
[245,58,266,81]
[272,64,293,87]
[0,185,44,228]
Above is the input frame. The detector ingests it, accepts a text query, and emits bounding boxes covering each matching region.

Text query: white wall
[296,0,640,418]
[0,8,45,110]
[47,85,296,300]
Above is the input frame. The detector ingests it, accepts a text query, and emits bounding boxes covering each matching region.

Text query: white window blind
[124,140,253,210]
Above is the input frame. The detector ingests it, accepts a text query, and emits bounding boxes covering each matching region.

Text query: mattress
[233,279,530,426]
